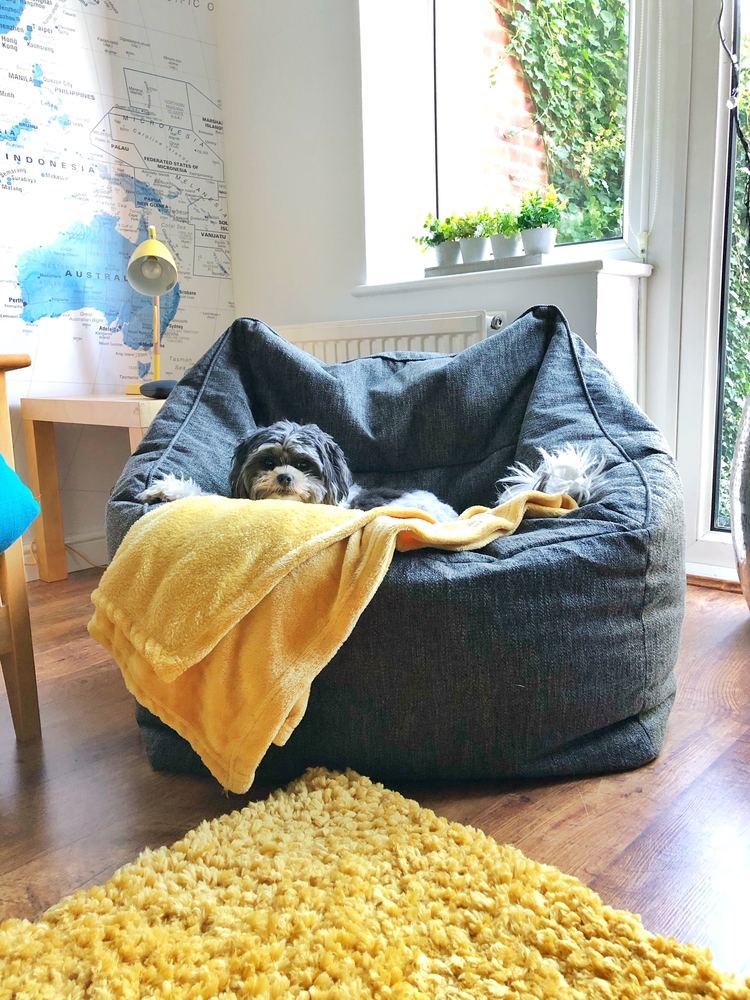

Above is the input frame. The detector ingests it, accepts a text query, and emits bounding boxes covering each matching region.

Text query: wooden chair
[0,355,41,741]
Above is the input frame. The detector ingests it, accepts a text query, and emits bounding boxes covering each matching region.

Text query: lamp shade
[126,228,178,296]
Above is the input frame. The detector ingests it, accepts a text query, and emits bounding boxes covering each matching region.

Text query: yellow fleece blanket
[88,492,574,792]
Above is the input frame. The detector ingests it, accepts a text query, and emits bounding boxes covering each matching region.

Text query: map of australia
[17,213,180,350]
[0,0,234,390]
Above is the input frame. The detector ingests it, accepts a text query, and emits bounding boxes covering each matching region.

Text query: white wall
[216,0,367,326]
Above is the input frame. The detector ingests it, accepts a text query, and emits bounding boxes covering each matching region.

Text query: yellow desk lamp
[125,225,178,399]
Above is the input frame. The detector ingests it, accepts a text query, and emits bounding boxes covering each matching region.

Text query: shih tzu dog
[139,420,607,517]
[139,420,459,521]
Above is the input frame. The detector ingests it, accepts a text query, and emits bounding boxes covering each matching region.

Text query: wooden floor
[1,571,749,980]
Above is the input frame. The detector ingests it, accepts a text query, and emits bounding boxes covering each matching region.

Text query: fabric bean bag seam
[636,712,658,757]
[415,523,632,562]
[140,325,232,495]
[561,316,652,529]
[638,524,653,714]
[484,522,649,558]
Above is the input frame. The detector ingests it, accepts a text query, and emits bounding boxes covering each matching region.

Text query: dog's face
[229,421,352,505]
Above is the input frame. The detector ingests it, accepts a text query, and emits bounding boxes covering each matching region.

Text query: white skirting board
[23,532,108,582]
[685,560,739,584]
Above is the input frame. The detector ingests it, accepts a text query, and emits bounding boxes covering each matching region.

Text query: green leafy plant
[716,34,750,527]
[517,187,566,231]
[496,0,628,243]
[452,210,493,239]
[484,208,520,237]
[413,213,458,249]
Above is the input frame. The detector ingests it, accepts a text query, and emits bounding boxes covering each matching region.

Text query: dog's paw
[138,474,205,502]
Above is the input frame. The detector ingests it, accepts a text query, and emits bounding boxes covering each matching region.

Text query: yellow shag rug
[1,770,747,1000]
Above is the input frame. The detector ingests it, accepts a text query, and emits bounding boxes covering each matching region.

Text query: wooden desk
[20,394,165,582]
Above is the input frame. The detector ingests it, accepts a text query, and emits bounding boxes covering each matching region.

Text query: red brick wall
[480,0,548,204]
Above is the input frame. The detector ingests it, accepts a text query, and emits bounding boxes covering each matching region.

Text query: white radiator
[275,310,508,363]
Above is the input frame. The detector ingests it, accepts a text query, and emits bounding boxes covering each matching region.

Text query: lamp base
[139,379,178,399]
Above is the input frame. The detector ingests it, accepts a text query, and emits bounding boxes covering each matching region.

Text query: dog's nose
[276,472,293,487]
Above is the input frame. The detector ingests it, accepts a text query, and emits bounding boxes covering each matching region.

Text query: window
[434,0,629,244]
[360,0,632,285]
[713,0,750,531]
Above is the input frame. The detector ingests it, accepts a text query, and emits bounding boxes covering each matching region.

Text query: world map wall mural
[0,0,234,392]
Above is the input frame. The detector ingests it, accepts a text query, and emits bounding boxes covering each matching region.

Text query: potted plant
[486,208,522,259]
[414,213,460,267]
[454,210,491,263]
[517,186,566,255]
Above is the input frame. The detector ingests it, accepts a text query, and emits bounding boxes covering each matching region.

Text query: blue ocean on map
[0,118,35,142]
[97,166,174,217]
[17,213,180,350]
[0,0,24,36]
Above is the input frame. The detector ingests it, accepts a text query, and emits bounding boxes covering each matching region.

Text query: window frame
[710,0,742,533]
[359,0,739,580]
[359,0,644,288]
[673,0,738,578]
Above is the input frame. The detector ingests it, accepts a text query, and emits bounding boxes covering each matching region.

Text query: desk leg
[128,427,144,452]
[23,418,67,582]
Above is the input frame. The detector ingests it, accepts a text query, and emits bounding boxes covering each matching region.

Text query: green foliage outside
[715,35,750,528]
[496,0,629,243]
[484,0,747,524]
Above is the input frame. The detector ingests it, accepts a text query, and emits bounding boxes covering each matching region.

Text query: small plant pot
[520,227,557,255]
[434,240,461,267]
[459,236,489,263]
[490,233,522,259]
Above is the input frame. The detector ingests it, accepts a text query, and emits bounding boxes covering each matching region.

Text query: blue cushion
[0,455,40,551]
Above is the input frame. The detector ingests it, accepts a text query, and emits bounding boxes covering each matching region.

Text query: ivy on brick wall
[497,0,629,243]
[716,34,750,528]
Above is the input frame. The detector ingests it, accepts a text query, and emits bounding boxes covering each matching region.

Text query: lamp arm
[152,296,160,381]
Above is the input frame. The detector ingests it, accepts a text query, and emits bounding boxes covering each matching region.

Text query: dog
[139,420,460,521]
[139,421,605,516]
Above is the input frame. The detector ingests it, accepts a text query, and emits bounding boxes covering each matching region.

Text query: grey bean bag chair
[107,305,685,787]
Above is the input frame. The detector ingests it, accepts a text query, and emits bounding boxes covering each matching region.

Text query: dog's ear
[229,427,268,498]
[320,435,352,505]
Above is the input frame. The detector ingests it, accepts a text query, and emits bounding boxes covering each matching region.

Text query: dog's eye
[261,457,277,470]
[295,460,311,472]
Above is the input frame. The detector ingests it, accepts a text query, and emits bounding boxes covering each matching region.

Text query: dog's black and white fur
[139,420,460,521]
[139,420,607,516]
[495,444,608,505]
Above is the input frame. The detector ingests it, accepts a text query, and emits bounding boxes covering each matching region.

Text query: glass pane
[434,0,629,243]
[714,1,750,531]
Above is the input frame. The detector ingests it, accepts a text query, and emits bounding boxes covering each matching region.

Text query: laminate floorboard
[1,570,748,980]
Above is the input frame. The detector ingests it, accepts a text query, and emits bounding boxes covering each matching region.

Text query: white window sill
[686,560,739,584]
[685,528,738,580]
[352,241,652,297]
